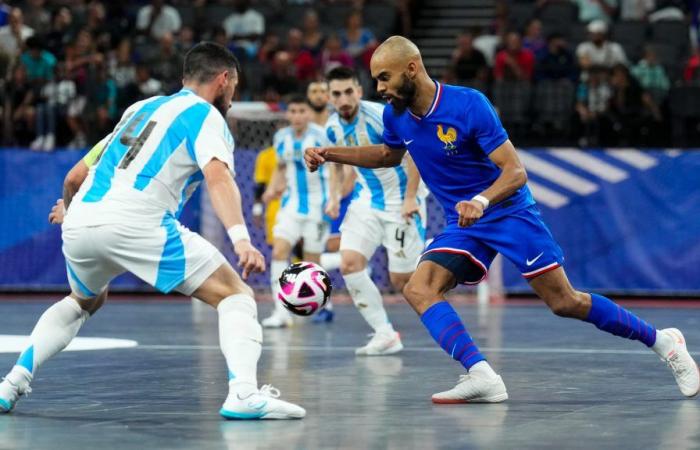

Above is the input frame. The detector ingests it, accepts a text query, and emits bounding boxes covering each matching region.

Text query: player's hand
[324,197,340,219]
[261,189,277,204]
[233,240,265,280]
[455,200,484,228]
[401,196,419,222]
[48,199,65,225]
[305,147,327,172]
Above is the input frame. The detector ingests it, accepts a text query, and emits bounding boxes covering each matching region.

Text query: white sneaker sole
[355,340,404,356]
[432,391,509,404]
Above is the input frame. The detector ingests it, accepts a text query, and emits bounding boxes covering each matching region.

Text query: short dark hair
[183,41,240,83]
[285,93,310,107]
[326,66,359,84]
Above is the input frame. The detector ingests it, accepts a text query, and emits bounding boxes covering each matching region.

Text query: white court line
[137,344,685,356]
[526,180,570,208]
[518,151,598,195]
[605,148,658,169]
[548,148,628,182]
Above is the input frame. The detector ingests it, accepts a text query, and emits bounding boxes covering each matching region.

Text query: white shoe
[220,384,305,420]
[29,136,44,151]
[262,309,293,329]
[659,328,700,397]
[432,372,508,404]
[0,367,32,413]
[42,133,55,151]
[355,330,403,356]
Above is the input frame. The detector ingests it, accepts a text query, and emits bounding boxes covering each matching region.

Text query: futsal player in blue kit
[305,36,700,403]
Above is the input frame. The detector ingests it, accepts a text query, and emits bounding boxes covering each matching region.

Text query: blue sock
[585,293,656,347]
[420,301,486,370]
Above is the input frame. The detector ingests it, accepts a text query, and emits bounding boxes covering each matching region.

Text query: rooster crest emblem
[437,125,457,153]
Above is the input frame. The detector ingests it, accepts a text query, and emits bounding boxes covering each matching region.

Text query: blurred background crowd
[1,0,699,151]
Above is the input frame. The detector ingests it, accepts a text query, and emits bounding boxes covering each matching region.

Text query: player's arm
[324,163,344,219]
[455,139,527,227]
[305,144,405,171]
[400,153,421,220]
[262,162,286,203]
[203,159,264,279]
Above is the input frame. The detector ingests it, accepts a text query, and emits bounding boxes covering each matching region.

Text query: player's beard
[389,74,417,116]
[339,104,359,121]
[309,101,327,113]
[214,92,230,116]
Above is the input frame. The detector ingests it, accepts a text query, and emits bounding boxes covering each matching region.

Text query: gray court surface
[0,298,698,450]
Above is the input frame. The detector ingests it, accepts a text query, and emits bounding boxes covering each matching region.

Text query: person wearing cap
[576,20,627,71]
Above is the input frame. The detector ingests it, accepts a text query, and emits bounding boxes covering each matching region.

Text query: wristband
[227,224,250,244]
[472,195,490,209]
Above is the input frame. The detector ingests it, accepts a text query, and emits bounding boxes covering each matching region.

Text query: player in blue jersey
[306,36,699,403]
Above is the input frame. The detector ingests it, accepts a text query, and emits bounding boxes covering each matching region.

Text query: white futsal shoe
[355,330,403,356]
[220,384,305,420]
[0,366,32,413]
[262,309,293,329]
[432,371,508,404]
[658,328,700,397]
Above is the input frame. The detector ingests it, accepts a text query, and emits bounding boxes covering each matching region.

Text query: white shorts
[272,209,329,254]
[62,217,226,298]
[339,202,426,273]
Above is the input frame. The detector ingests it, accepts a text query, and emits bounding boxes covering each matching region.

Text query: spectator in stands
[136,0,182,41]
[340,10,377,60]
[22,0,50,32]
[35,63,77,151]
[20,36,56,84]
[176,25,196,54]
[631,45,670,94]
[108,38,136,106]
[575,0,618,23]
[287,28,317,82]
[608,63,650,143]
[536,33,578,81]
[0,8,34,59]
[86,60,117,137]
[262,51,300,102]
[258,32,281,65]
[7,63,35,146]
[575,65,612,146]
[45,7,74,61]
[319,33,354,74]
[444,31,488,84]
[684,47,700,82]
[222,0,265,60]
[620,0,656,21]
[301,9,325,57]
[0,2,10,27]
[147,32,184,94]
[494,31,535,81]
[64,29,101,148]
[472,25,503,67]
[84,1,111,53]
[576,20,627,71]
[523,19,546,55]
[135,63,163,98]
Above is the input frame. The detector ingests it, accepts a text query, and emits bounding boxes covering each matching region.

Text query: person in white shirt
[576,20,627,70]
[222,0,265,59]
[0,7,34,57]
[136,0,182,40]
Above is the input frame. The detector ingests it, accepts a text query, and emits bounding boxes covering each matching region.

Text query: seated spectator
[684,48,700,82]
[0,8,34,58]
[523,19,546,55]
[576,20,627,71]
[536,33,578,81]
[340,10,377,60]
[608,63,658,142]
[574,0,618,23]
[7,63,36,146]
[108,38,137,101]
[84,1,112,53]
[444,31,488,84]
[136,0,182,41]
[258,33,281,65]
[262,51,300,102]
[176,26,196,54]
[301,9,325,57]
[86,61,117,136]
[472,26,502,67]
[575,65,612,146]
[631,45,670,94]
[135,63,163,98]
[222,0,265,60]
[494,31,535,81]
[23,0,50,32]
[319,33,355,75]
[287,28,317,82]
[45,7,74,60]
[620,0,656,21]
[35,63,77,151]
[20,36,56,84]
[147,32,184,94]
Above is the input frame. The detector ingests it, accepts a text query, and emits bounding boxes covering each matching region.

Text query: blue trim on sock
[16,346,33,374]
[586,293,656,347]
[420,301,485,370]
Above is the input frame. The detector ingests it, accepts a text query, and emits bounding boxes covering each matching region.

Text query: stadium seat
[538,2,579,28]
[533,79,575,128]
[509,3,535,32]
[491,81,533,134]
[669,85,700,145]
[651,22,689,55]
[321,4,355,30]
[612,21,648,62]
[364,2,397,39]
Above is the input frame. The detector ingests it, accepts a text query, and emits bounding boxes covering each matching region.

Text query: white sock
[270,260,288,314]
[12,296,89,379]
[218,294,262,395]
[652,329,673,357]
[320,252,342,271]
[469,360,498,378]
[343,270,393,333]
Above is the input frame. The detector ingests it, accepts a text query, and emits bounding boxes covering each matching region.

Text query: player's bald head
[370,36,423,76]
[371,36,427,115]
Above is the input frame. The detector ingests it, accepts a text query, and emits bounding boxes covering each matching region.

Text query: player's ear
[406,61,418,79]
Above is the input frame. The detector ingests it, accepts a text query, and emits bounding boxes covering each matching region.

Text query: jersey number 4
[118,112,157,169]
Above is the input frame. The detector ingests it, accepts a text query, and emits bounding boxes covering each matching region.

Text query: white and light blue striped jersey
[274,123,330,221]
[325,100,426,213]
[64,88,235,228]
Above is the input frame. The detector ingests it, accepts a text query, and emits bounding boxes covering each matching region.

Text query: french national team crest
[437,124,458,155]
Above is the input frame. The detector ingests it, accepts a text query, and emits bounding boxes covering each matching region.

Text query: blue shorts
[421,205,564,284]
[329,194,352,236]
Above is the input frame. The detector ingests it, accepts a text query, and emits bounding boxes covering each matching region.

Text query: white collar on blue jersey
[408,80,442,121]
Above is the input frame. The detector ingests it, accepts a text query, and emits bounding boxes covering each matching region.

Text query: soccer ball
[277,262,332,316]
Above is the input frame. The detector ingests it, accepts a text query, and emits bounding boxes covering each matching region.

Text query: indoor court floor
[0,297,698,450]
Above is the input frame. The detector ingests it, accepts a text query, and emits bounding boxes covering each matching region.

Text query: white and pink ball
[277,262,332,316]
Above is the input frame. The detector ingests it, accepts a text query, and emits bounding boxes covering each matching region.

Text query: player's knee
[403,279,438,305]
[271,245,289,261]
[340,258,364,275]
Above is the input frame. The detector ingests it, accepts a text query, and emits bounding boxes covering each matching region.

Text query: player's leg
[320,236,342,271]
[0,227,117,413]
[301,219,335,323]
[403,251,507,403]
[529,267,700,397]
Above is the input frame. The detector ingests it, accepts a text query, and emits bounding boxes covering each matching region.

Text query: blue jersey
[382,81,534,225]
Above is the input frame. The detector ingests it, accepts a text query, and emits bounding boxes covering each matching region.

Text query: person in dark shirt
[535,33,578,82]
[445,31,488,84]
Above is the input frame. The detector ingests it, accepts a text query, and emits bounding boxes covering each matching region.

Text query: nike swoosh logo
[403,139,414,146]
[526,252,544,266]
[248,400,267,410]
